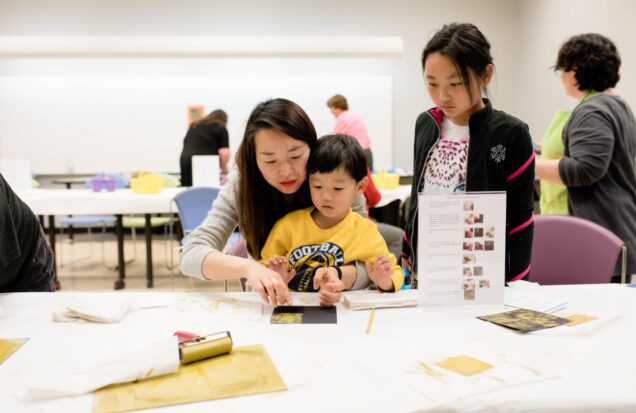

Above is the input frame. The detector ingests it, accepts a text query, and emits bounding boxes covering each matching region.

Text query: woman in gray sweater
[536,33,636,278]
[180,98,370,305]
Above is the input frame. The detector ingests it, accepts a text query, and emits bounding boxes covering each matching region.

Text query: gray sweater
[559,94,636,273]
[180,172,371,288]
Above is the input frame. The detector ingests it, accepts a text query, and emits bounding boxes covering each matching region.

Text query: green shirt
[539,92,595,215]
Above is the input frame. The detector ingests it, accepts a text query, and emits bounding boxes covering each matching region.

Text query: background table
[18,188,188,289]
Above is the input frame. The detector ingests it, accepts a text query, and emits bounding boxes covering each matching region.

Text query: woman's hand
[313,267,344,306]
[246,262,292,306]
[365,256,394,292]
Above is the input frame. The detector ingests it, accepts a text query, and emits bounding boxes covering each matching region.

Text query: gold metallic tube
[179,331,233,364]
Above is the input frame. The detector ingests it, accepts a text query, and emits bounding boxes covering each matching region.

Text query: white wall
[0,0,521,173]
[515,0,636,143]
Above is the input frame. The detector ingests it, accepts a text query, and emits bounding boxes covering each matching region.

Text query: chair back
[369,199,402,227]
[529,215,625,284]
[173,187,220,234]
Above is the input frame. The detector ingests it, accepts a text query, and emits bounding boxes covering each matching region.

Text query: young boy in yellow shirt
[261,134,402,304]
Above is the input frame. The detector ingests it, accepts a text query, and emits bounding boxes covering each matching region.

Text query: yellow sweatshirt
[261,208,403,292]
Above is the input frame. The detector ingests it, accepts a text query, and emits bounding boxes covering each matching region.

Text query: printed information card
[417,192,506,306]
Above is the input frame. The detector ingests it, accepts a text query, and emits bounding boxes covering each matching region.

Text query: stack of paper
[52,295,174,324]
[343,290,418,310]
[504,288,567,313]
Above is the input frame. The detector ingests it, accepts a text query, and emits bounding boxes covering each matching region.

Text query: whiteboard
[0,75,392,174]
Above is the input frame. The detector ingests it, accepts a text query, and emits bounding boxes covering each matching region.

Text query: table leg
[145,213,154,288]
[114,214,126,290]
[47,215,61,291]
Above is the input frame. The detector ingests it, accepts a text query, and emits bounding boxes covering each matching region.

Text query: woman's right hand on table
[246,263,292,306]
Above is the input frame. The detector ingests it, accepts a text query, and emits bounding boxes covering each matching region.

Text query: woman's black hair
[236,98,316,258]
[554,33,621,92]
[421,23,493,99]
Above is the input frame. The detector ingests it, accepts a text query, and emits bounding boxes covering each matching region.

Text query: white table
[18,188,187,289]
[376,184,411,208]
[1,284,635,412]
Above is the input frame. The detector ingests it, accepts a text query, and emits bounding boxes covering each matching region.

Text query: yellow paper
[566,314,599,326]
[0,338,27,365]
[93,345,287,413]
[437,355,493,376]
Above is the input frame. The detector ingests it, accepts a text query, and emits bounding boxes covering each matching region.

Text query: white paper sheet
[24,336,179,400]
[52,295,175,323]
[504,288,568,314]
[192,155,220,187]
[343,290,418,310]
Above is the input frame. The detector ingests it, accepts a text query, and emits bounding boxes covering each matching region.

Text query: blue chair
[59,174,129,268]
[173,187,220,235]
[172,187,250,291]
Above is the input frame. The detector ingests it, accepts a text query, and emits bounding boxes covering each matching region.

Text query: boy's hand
[313,267,344,306]
[365,256,394,292]
[263,256,295,284]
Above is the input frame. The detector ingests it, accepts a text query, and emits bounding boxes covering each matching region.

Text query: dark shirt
[179,122,229,187]
[0,174,55,292]
[559,94,636,273]
[405,100,535,282]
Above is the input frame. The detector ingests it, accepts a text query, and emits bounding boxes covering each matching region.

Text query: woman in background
[179,109,230,187]
[535,33,636,278]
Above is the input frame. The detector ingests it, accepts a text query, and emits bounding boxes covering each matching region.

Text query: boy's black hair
[308,134,367,182]
[554,33,621,92]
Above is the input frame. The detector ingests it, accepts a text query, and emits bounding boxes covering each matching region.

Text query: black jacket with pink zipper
[403,99,535,283]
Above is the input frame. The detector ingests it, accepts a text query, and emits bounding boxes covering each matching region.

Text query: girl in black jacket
[404,23,535,283]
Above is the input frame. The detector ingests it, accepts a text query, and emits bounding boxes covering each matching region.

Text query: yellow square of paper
[566,314,598,326]
[437,355,493,376]
[0,338,28,365]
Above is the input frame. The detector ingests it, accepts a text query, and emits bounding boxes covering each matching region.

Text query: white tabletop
[376,184,411,208]
[17,188,187,215]
[1,284,635,412]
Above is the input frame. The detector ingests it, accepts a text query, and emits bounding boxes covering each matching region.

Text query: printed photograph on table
[484,240,495,251]
[464,228,474,238]
[478,309,570,333]
[463,267,473,276]
[485,227,496,238]
[474,213,484,224]
[463,241,474,251]
[474,227,484,237]
[271,306,337,324]
[473,266,483,276]
[463,278,476,300]
[464,213,475,225]
[474,241,484,251]
[479,279,490,288]
[463,200,474,211]
[463,254,475,264]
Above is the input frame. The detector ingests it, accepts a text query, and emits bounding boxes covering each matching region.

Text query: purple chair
[529,215,627,285]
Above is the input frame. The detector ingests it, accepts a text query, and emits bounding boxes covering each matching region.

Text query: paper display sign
[192,155,220,187]
[417,192,506,306]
